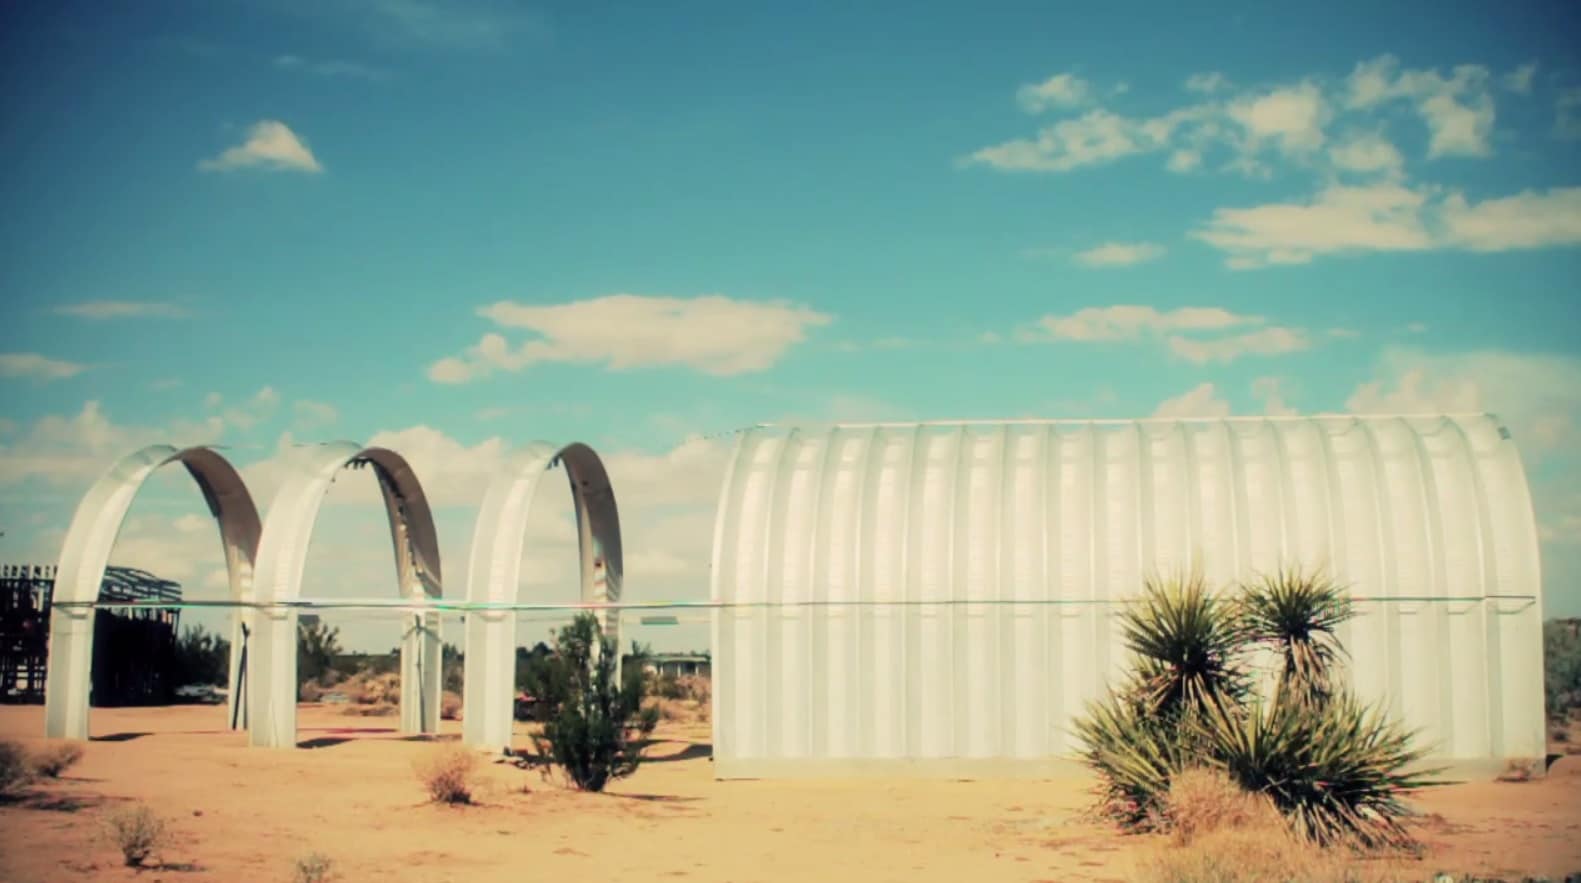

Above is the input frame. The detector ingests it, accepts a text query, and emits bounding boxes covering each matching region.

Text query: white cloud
[1440,187,1581,251]
[429,294,832,383]
[1329,131,1404,175]
[1343,55,1495,157]
[1227,81,1329,154]
[206,386,281,431]
[1502,62,1537,95]
[1345,346,1581,453]
[199,120,323,173]
[1185,72,1229,94]
[1252,377,1298,416]
[1072,241,1165,267]
[1197,183,1581,267]
[273,54,387,81]
[1166,149,1202,172]
[54,301,189,319]
[1166,327,1310,364]
[0,402,224,487]
[966,109,1160,172]
[293,400,339,430]
[1192,183,1433,267]
[1153,383,1231,418]
[0,353,87,381]
[1037,305,1261,341]
[1016,73,1092,112]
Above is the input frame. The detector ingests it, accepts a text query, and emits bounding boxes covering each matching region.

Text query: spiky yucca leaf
[1072,685,1185,829]
[1122,572,1251,718]
[1240,569,1356,707]
[1196,691,1440,851]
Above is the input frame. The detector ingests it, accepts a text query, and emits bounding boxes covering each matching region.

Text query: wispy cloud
[1016,73,1093,113]
[0,353,87,382]
[1153,382,1231,418]
[1014,304,1311,365]
[1344,55,1495,157]
[1071,241,1166,268]
[429,294,833,383]
[1193,183,1581,267]
[273,54,389,81]
[54,300,189,320]
[199,120,323,174]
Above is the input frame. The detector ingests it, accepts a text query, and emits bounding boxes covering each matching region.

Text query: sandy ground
[1,704,1579,883]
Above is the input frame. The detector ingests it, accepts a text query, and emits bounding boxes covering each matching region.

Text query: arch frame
[460,441,624,752]
[247,442,445,749]
[44,444,262,740]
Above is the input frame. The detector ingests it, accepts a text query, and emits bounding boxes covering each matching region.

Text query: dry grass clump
[105,803,167,867]
[414,744,477,805]
[1163,768,1284,846]
[1142,768,1413,883]
[292,852,337,883]
[31,741,85,778]
[441,690,463,721]
[0,740,32,797]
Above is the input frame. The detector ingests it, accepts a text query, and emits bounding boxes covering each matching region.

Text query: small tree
[536,613,657,792]
[297,619,343,694]
[171,625,231,687]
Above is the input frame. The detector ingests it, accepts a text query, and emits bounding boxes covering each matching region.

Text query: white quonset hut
[708,416,1545,779]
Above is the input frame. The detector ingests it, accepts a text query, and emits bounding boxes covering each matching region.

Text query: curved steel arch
[461,442,624,751]
[248,442,444,748]
[44,445,262,740]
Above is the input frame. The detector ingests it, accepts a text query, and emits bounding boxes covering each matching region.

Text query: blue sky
[1,0,1579,652]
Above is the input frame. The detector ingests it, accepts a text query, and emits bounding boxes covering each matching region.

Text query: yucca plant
[1072,683,1185,829]
[1121,572,1251,720]
[1240,569,1356,708]
[1195,691,1439,851]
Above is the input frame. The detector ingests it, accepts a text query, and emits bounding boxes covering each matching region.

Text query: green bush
[1073,567,1437,851]
[1544,620,1581,718]
[534,614,658,792]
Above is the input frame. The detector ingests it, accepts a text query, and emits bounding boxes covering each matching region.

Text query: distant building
[642,652,711,679]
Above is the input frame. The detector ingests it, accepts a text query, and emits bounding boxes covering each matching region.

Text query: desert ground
[1,704,1578,883]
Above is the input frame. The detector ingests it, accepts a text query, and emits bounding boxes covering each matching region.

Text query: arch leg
[43,607,95,740]
[248,608,298,748]
[462,609,515,751]
[400,610,442,735]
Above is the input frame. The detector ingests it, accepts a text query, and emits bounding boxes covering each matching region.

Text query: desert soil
[1,704,1578,882]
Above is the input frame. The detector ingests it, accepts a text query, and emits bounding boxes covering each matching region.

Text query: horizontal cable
[52,593,1539,613]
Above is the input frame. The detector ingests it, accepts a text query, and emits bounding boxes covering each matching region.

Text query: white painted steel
[709,416,1546,779]
[44,445,262,740]
[248,444,444,748]
[461,442,624,752]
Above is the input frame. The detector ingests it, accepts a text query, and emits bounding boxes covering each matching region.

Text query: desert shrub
[534,613,658,792]
[1074,567,1436,852]
[0,740,32,797]
[1544,619,1581,718]
[654,672,689,700]
[171,624,231,688]
[105,803,166,867]
[1199,696,1435,850]
[680,674,711,706]
[31,741,85,778]
[292,852,336,883]
[299,680,327,703]
[414,744,476,804]
[343,703,396,717]
[441,690,463,721]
